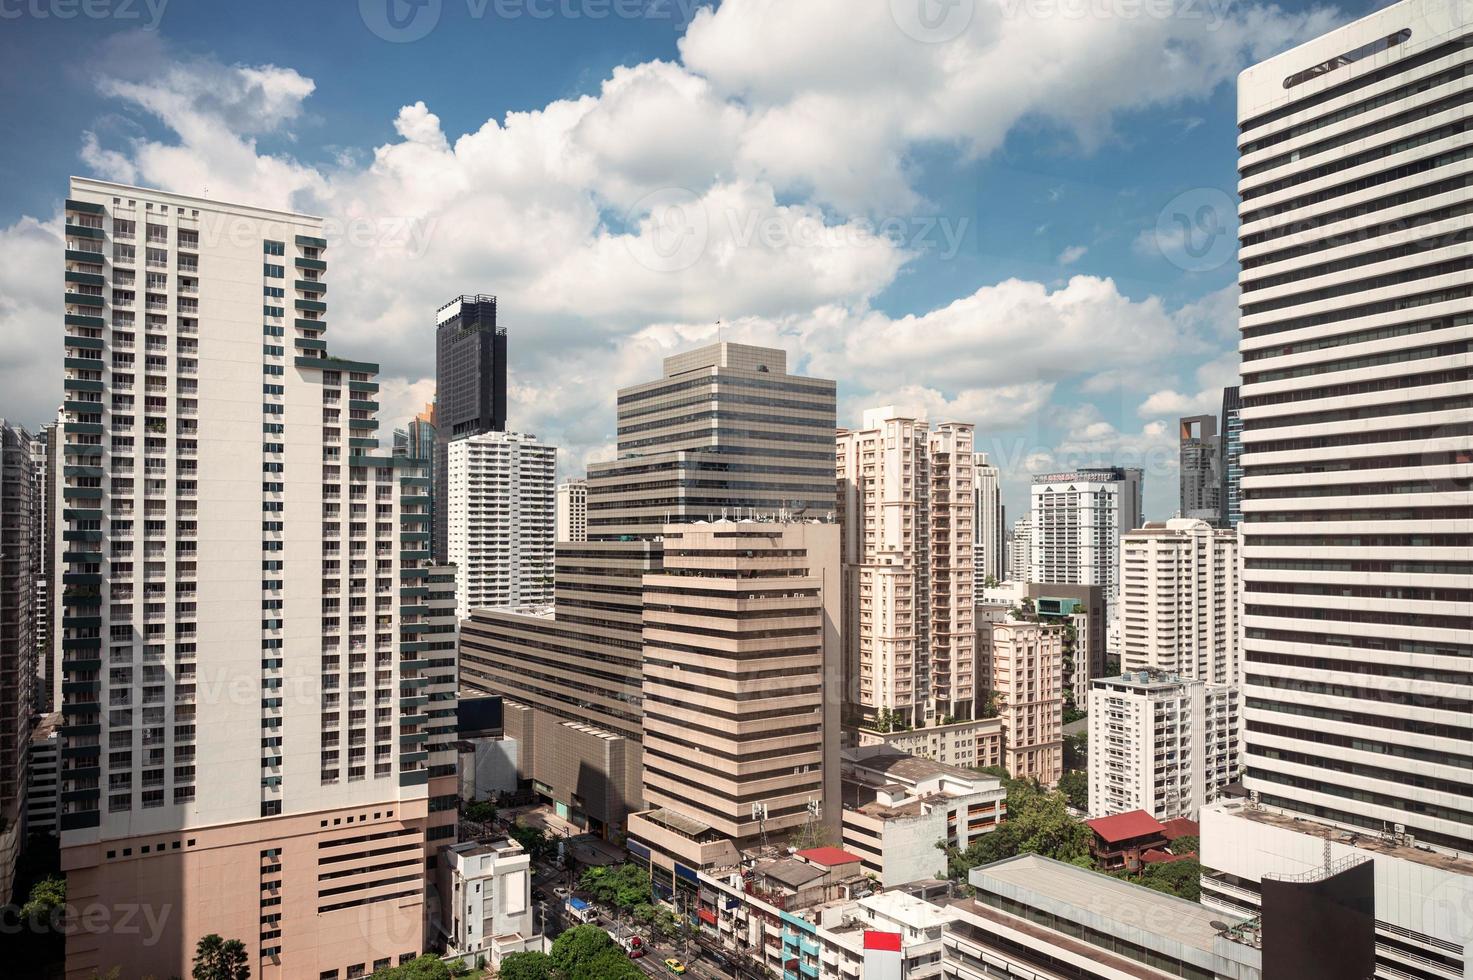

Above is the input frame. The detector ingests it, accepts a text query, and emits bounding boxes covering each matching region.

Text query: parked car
[664,957,687,974]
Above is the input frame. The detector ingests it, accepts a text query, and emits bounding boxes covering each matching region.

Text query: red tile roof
[1140,848,1191,864]
[797,847,863,867]
[1085,810,1166,844]
[1160,817,1200,840]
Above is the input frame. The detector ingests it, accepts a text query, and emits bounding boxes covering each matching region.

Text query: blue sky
[0,0,1387,518]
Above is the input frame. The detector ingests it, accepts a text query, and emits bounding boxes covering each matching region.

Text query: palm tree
[192,934,250,980]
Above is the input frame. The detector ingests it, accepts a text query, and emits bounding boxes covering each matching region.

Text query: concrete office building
[1028,466,1142,625]
[27,712,61,837]
[41,415,62,712]
[1089,670,1239,821]
[555,477,587,543]
[840,749,1005,887]
[0,419,38,903]
[1236,0,1473,852]
[836,410,977,727]
[392,403,437,554]
[1005,515,1030,583]
[989,620,1063,785]
[460,343,837,836]
[629,521,842,872]
[433,294,506,563]
[58,180,458,980]
[1120,518,1240,686]
[1219,386,1243,528]
[972,452,1004,586]
[1179,414,1223,523]
[446,431,555,618]
[942,854,1265,980]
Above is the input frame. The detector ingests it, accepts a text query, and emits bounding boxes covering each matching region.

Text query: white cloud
[1057,244,1088,265]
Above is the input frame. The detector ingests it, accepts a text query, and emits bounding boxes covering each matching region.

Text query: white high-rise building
[58,179,458,980]
[1237,0,1473,853]
[555,477,587,542]
[1089,670,1239,821]
[973,452,1004,587]
[836,409,977,727]
[447,431,556,618]
[1029,467,1142,624]
[1119,518,1240,686]
[1006,515,1030,583]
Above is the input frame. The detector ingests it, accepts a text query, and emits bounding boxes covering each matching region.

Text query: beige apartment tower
[836,410,976,728]
[990,620,1064,785]
[58,179,457,980]
[629,521,842,871]
[460,343,836,835]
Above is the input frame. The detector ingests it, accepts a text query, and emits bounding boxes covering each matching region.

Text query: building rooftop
[639,807,713,839]
[759,858,828,890]
[974,854,1237,954]
[1208,801,1473,874]
[1086,810,1166,844]
[1161,817,1199,841]
[797,847,864,868]
[846,750,982,785]
[857,890,956,931]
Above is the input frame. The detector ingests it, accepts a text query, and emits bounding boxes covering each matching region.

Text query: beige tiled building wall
[989,621,1064,785]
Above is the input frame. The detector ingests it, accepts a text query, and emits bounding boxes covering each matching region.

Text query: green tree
[940,779,1091,882]
[1062,733,1088,772]
[1057,770,1088,811]
[370,954,456,979]
[21,874,66,922]
[496,951,553,980]
[1169,834,1199,856]
[464,800,497,824]
[191,934,250,980]
[550,925,617,976]
[580,864,653,911]
[1137,857,1202,901]
[569,948,642,980]
[511,822,556,862]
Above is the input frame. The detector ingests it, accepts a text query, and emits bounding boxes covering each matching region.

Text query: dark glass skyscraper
[433,294,507,561]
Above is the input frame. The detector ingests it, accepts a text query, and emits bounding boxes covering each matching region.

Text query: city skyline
[0,0,1365,521]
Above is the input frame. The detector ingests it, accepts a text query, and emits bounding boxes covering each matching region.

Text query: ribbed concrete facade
[989,621,1063,786]
[1,420,37,903]
[555,478,587,543]
[836,411,976,727]
[973,452,1004,586]
[1236,0,1473,851]
[1120,519,1240,686]
[58,179,457,979]
[1028,467,1143,625]
[459,344,836,834]
[632,521,842,866]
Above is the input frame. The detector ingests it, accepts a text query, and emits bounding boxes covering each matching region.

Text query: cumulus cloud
[1057,244,1088,265]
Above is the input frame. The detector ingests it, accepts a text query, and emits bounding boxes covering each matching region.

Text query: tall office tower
[433,295,506,563]
[460,343,836,836]
[1029,466,1143,623]
[555,478,587,543]
[629,521,842,872]
[973,452,1005,586]
[1218,387,1243,529]
[836,410,977,727]
[1006,515,1031,582]
[0,420,38,902]
[59,179,457,979]
[1089,671,1239,821]
[42,413,63,711]
[447,431,556,618]
[393,402,437,546]
[1236,0,1473,854]
[32,428,51,712]
[1119,519,1240,686]
[989,620,1063,785]
[1178,415,1222,523]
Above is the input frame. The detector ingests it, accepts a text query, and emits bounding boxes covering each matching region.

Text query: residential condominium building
[1236,0,1473,853]
[1120,518,1240,686]
[1028,466,1142,626]
[459,343,837,836]
[57,179,458,980]
[433,294,506,562]
[42,414,62,712]
[988,620,1063,785]
[972,452,1004,586]
[446,430,555,618]
[1088,670,1239,821]
[1005,515,1029,583]
[1178,414,1222,523]
[555,477,587,543]
[0,419,38,903]
[629,521,842,875]
[836,409,976,728]
[392,402,437,548]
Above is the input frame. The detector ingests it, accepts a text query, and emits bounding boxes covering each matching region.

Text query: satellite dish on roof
[1210,921,1232,932]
